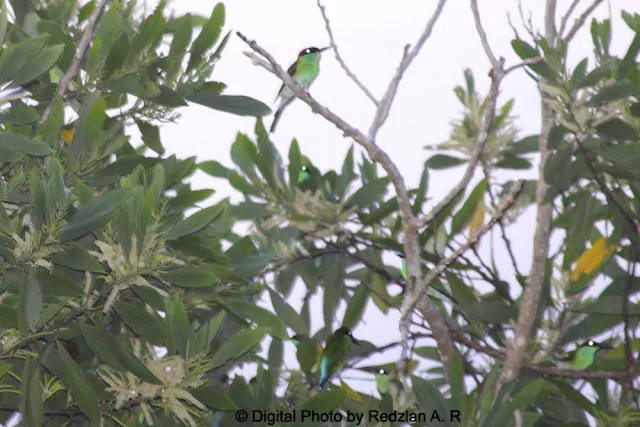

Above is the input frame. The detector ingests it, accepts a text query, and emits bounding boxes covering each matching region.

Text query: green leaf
[507,135,539,154]
[575,61,614,88]
[342,283,369,330]
[595,119,639,141]
[198,160,229,177]
[412,376,451,427]
[0,363,11,381]
[165,204,225,240]
[484,379,544,427]
[162,267,220,288]
[412,164,429,215]
[426,154,466,169]
[113,301,164,346]
[166,297,192,358]
[344,177,388,210]
[588,83,640,105]
[361,197,398,226]
[19,356,42,427]
[102,33,130,77]
[449,352,465,409]
[563,196,593,269]
[56,341,100,425]
[0,133,53,156]
[192,311,226,355]
[466,301,518,323]
[451,178,487,235]
[166,14,192,80]
[510,39,556,81]
[298,389,347,414]
[0,34,48,84]
[222,299,288,339]
[618,34,640,79]
[11,44,64,87]
[569,58,589,88]
[208,327,267,370]
[70,92,106,162]
[495,154,532,170]
[136,119,164,155]
[288,139,302,188]
[127,5,164,64]
[18,269,42,334]
[544,143,573,184]
[36,21,75,72]
[268,289,308,335]
[80,324,162,384]
[51,242,105,273]
[59,187,134,241]
[188,3,225,71]
[186,94,271,116]
[191,387,238,410]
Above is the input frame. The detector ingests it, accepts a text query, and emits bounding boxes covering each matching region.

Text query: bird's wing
[274,61,298,102]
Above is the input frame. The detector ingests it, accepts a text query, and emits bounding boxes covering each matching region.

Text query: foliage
[1,1,640,426]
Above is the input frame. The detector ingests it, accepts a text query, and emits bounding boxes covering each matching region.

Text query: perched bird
[319,327,361,389]
[257,46,330,156]
[397,253,473,324]
[0,86,31,104]
[290,334,322,374]
[553,340,613,370]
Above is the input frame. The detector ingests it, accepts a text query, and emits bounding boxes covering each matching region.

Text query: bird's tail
[0,86,31,104]
[318,376,329,390]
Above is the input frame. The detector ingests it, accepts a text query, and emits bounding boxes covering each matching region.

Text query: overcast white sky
[150,0,636,396]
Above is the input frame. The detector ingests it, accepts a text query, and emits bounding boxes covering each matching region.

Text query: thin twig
[368,0,448,141]
[316,0,379,106]
[558,0,582,38]
[504,56,542,75]
[622,248,635,399]
[40,0,109,124]
[564,0,605,43]
[470,0,498,67]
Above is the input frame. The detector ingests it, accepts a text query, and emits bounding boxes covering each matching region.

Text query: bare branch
[504,56,542,75]
[316,0,379,106]
[400,180,525,359]
[499,0,558,387]
[564,0,605,43]
[470,0,498,67]
[40,0,108,124]
[558,0,581,38]
[237,31,455,372]
[368,0,448,141]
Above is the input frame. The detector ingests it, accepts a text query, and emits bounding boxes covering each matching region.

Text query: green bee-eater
[397,252,472,323]
[319,327,361,389]
[257,46,330,157]
[553,340,613,370]
[271,46,330,133]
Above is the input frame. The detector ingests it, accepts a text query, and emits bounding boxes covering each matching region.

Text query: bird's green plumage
[319,327,359,389]
[554,340,612,370]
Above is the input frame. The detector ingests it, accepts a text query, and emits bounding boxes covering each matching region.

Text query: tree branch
[470,0,498,67]
[563,0,605,43]
[558,0,581,38]
[368,0,448,141]
[316,0,379,106]
[499,0,557,386]
[400,180,524,359]
[237,30,455,374]
[40,0,109,124]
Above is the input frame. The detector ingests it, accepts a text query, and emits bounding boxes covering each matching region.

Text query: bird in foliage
[318,327,361,389]
[257,46,331,156]
[553,340,613,370]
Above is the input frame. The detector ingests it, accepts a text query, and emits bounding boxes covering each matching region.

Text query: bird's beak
[351,337,362,347]
[319,46,332,53]
[598,342,614,349]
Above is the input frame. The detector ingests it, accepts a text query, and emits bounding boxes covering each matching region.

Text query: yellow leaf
[340,380,365,404]
[60,123,74,144]
[571,237,615,281]
[468,199,484,235]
